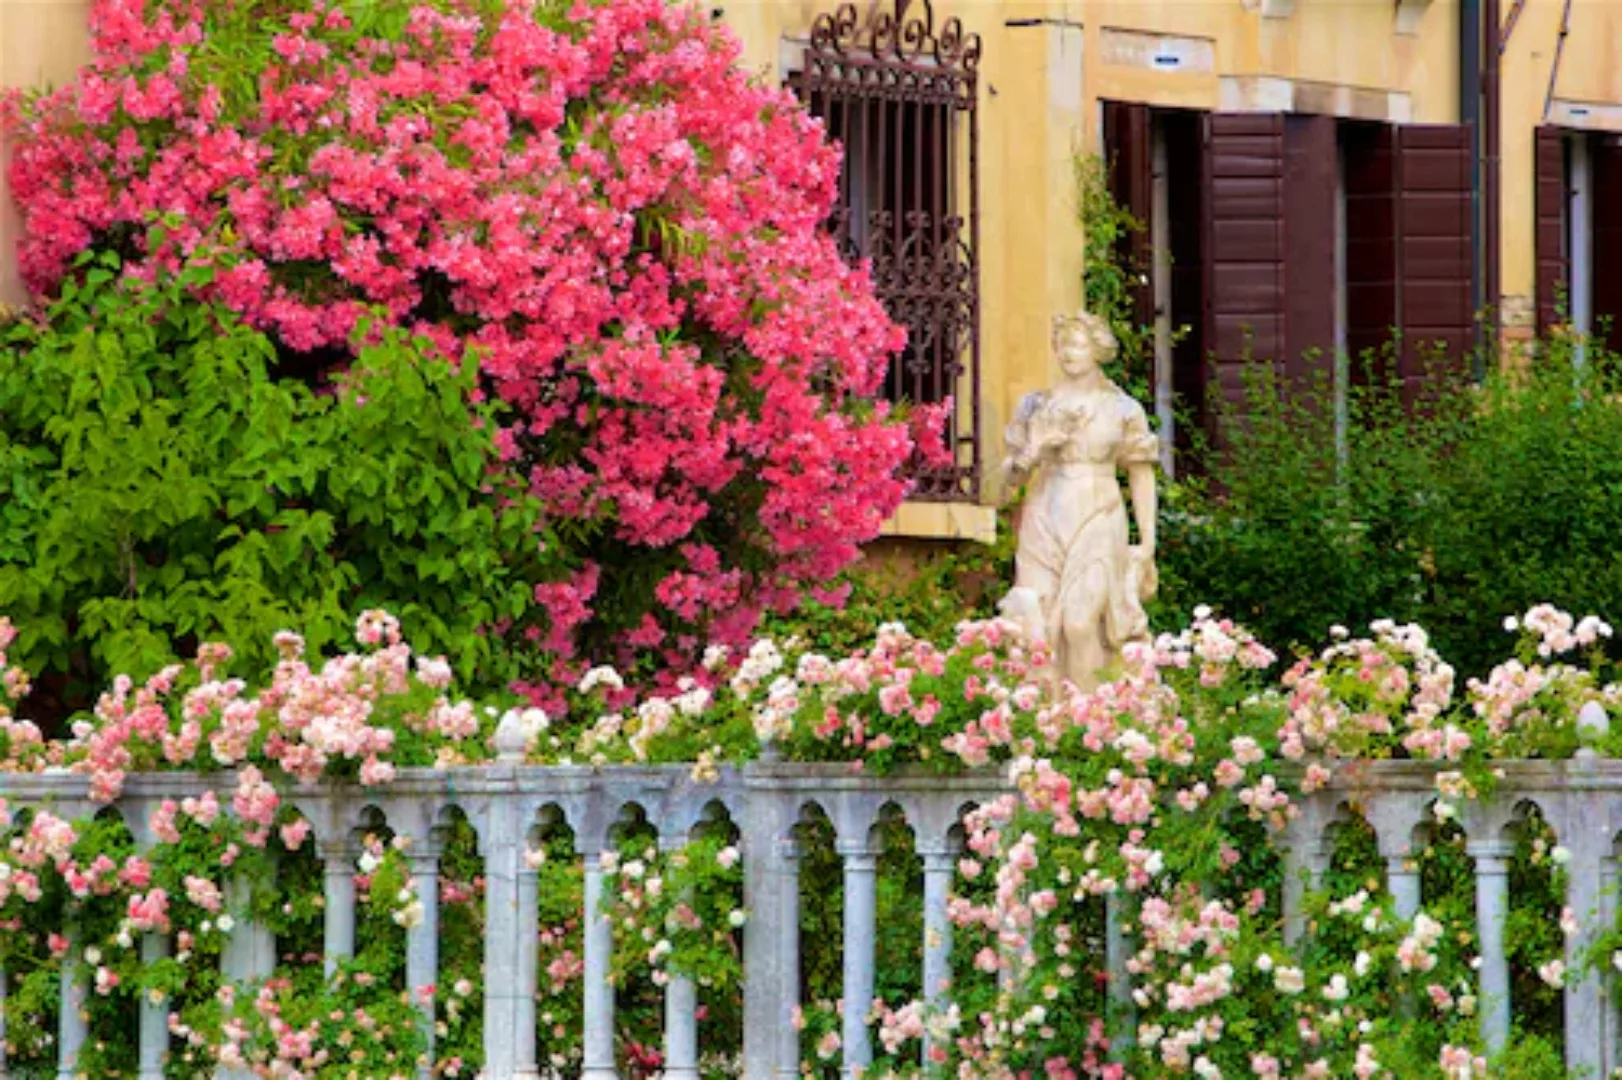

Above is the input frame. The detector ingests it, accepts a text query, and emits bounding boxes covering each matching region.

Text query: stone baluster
[139,931,171,1079]
[220,876,277,983]
[774,838,803,1080]
[1281,812,1332,946]
[1384,848,1422,922]
[920,842,954,1071]
[514,834,542,1079]
[661,832,700,1080]
[219,875,277,1080]
[581,846,618,1080]
[1105,894,1134,1056]
[838,836,879,1080]
[405,842,442,1080]
[1562,822,1608,1077]
[480,797,532,1080]
[129,810,170,1080]
[1603,848,1620,1075]
[321,838,357,978]
[1369,795,1425,921]
[1469,838,1513,1057]
[56,923,87,1080]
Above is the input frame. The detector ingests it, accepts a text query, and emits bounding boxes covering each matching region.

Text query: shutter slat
[1284,114,1338,384]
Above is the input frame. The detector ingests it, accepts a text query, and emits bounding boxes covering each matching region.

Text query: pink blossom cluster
[3,0,922,703]
[57,612,482,808]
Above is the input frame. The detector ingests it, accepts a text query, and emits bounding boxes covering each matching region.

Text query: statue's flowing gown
[1007,387,1158,680]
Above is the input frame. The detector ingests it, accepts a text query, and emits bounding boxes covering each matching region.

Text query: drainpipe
[1460,0,1483,371]
[1484,0,1502,362]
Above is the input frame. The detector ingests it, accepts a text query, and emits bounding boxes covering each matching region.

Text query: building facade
[2,0,1618,542]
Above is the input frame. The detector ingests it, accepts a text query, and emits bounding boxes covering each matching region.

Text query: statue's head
[1052,311,1118,377]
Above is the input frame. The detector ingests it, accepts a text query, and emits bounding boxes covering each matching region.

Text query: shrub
[3,0,924,709]
[1155,348,1622,675]
[0,254,552,725]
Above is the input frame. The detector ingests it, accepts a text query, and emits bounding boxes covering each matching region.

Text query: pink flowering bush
[3,0,927,708]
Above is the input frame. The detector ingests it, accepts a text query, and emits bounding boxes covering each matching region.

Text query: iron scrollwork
[794,0,983,502]
[810,0,983,72]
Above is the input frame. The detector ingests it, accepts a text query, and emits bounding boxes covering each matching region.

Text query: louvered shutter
[1534,126,1568,335]
[1202,112,1285,412]
[1395,124,1474,395]
[1282,114,1338,386]
[1344,124,1399,384]
[1591,137,1622,345]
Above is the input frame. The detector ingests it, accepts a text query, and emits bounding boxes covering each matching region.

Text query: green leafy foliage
[0,252,557,725]
[1154,346,1622,677]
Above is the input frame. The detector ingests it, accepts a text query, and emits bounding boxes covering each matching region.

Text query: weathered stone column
[920,844,954,1070]
[1105,893,1134,1055]
[838,837,878,1080]
[1562,824,1608,1077]
[772,838,803,1080]
[1281,815,1332,946]
[481,797,530,1080]
[513,844,541,1078]
[57,924,87,1080]
[321,839,356,977]
[661,834,699,1080]
[139,931,171,1079]
[1385,851,1422,921]
[1470,839,1513,1057]
[405,845,441,1080]
[581,851,618,1080]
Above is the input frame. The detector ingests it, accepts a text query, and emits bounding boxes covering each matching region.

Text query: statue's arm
[1001,392,1045,491]
[1127,462,1157,556]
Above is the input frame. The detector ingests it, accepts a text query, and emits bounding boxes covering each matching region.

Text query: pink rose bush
[0,603,1609,1075]
[3,0,928,709]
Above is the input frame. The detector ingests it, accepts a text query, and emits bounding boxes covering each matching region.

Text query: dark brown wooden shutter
[1534,126,1568,335]
[1103,100,1154,333]
[1395,124,1474,394]
[1282,114,1338,385]
[1592,137,1622,346]
[1202,112,1285,412]
[1344,124,1399,384]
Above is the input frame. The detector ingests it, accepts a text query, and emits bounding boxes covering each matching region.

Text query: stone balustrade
[1,758,1619,1077]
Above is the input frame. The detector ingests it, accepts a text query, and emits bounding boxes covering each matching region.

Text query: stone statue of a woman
[1000,311,1160,691]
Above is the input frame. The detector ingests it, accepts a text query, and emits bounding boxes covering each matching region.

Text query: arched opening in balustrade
[70,806,141,1076]
[872,801,925,1015]
[1503,799,1565,1060]
[790,801,842,1075]
[604,800,664,1076]
[1323,805,1382,901]
[682,799,745,1073]
[433,803,485,1076]
[270,801,323,978]
[351,804,408,996]
[0,805,64,1075]
[528,803,584,1076]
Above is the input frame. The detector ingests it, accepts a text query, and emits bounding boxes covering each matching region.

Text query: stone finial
[493,708,547,764]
